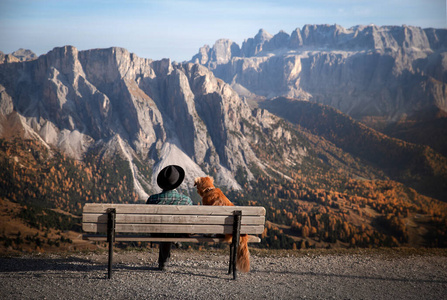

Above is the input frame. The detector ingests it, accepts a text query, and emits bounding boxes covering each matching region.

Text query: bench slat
[82,214,265,225]
[82,223,265,235]
[83,234,261,243]
[83,204,265,216]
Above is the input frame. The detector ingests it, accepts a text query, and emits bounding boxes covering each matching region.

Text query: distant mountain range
[191,24,447,153]
[0,49,37,63]
[1,24,446,251]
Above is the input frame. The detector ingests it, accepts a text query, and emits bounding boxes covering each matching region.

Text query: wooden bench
[82,204,266,279]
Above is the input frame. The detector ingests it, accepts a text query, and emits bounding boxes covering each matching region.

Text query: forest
[0,134,446,253]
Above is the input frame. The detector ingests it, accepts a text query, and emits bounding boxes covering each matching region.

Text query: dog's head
[194,176,215,196]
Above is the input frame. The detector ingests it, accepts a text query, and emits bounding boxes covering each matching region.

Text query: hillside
[259,97,447,201]
[0,43,446,253]
[192,24,447,153]
[1,111,446,252]
[383,117,447,157]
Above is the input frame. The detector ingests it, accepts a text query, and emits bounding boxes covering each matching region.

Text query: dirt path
[1,249,446,299]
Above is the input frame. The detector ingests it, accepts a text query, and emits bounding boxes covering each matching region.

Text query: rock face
[191,25,447,123]
[2,27,446,200]
[0,49,37,64]
[11,49,37,62]
[0,46,294,197]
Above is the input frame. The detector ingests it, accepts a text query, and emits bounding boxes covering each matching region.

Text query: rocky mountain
[192,25,447,127]
[10,49,37,62]
[1,45,446,201]
[0,46,269,198]
[1,45,447,251]
[0,49,37,64]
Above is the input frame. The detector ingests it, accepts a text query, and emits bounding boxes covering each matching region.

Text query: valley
[0,24,446,253]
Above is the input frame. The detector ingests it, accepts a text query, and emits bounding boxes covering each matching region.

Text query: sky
[1,0,446,62]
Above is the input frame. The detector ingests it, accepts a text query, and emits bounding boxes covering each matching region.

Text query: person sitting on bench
[146,165,193,270]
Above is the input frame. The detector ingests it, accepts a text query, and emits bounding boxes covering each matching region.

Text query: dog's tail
[236,234,250,273]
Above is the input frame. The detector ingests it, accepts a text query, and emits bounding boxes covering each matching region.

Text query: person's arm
[147,194,158,204]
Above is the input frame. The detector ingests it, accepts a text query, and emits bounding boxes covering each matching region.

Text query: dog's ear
[194,177,200,186]
[209,176,214,184]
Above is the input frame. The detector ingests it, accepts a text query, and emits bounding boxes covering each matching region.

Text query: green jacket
[146,189,193,205]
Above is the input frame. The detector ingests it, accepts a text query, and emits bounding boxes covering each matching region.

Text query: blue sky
[1,0,445,62]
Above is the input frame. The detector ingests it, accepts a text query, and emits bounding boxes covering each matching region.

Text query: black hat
[157,165,185,191]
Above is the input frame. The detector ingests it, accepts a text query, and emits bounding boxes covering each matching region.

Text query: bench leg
[108,235,113,279]
[107,208,116,279]
[230,210,242,280]
[232,235,239,280]
[228,243,234,275]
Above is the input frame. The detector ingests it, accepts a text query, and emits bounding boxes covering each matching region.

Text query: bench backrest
[82,204,266,235]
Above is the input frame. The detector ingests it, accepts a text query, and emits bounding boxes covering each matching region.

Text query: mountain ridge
[191,24,447,128]
[1,27,447,251]
[259,97,447,200]
[1,44,446,202]
[0,46,265,195]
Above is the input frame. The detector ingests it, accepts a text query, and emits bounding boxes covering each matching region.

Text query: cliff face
[192,25,447,123]
[0,46,275,197]
[2,37,447,250]
[0,49,37,64]
[1,39,446,202]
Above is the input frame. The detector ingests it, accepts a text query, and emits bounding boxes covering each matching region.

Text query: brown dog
[194,176,250,273]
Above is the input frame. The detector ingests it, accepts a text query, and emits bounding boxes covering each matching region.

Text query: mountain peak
[0,48,37,64]
[10,48,37,61]
[191,39,240,66]
[255,29,273,42]
[0,47,257,193]
[191,24,447,125]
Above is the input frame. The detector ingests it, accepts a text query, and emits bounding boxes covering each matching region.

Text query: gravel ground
[1,249,446,299]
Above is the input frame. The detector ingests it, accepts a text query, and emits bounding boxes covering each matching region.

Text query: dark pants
[158,242,172,270]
